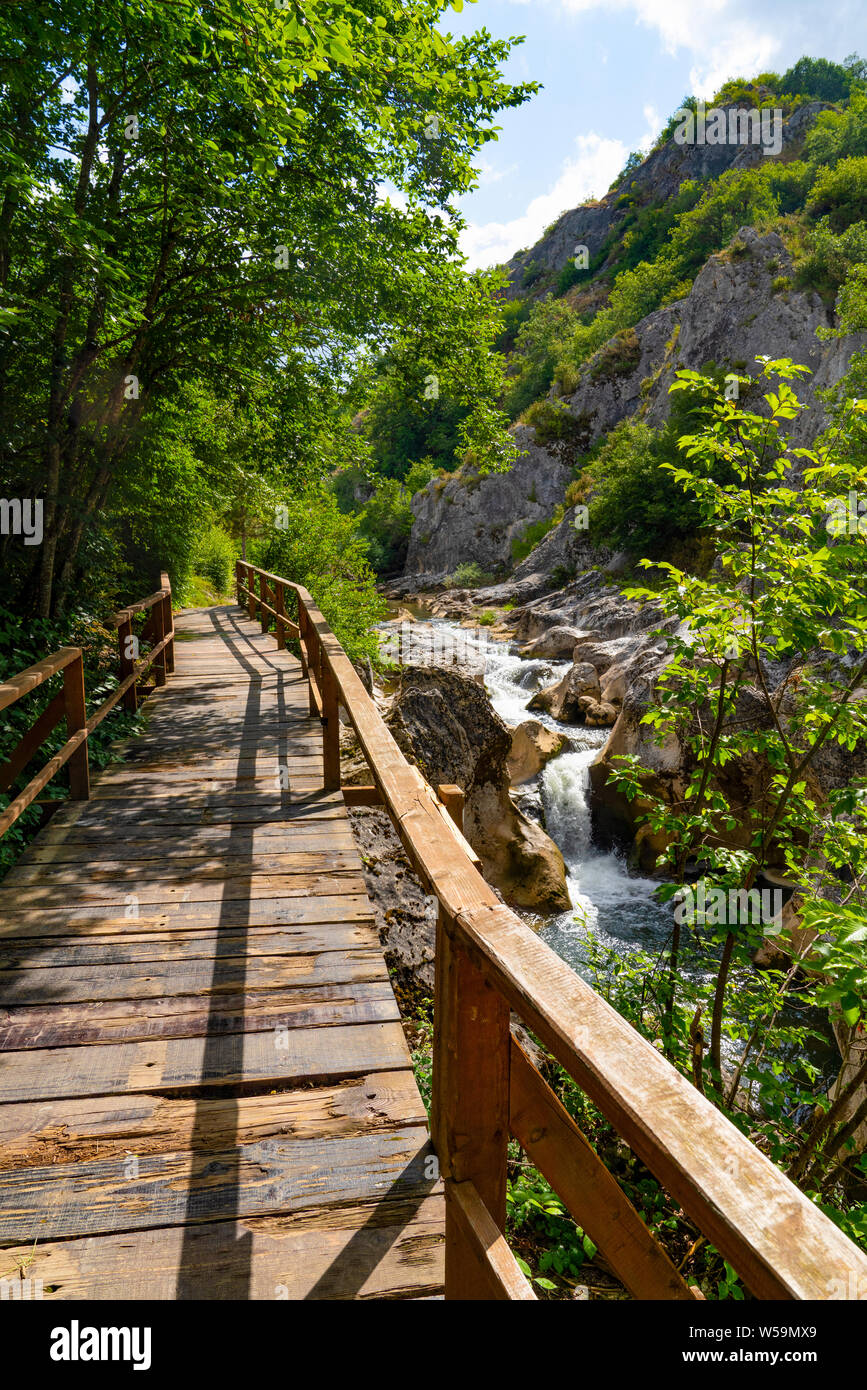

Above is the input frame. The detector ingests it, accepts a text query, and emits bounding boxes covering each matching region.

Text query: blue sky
[443,0,867,268]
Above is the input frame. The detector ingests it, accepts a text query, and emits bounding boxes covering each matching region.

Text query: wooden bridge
[1,562,866,1301]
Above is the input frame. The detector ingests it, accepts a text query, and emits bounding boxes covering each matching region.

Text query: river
[385,615,672,983]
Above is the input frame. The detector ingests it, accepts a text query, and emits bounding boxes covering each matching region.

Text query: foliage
[781,54,866,104]
[511,513,560,563]
[504,295,577,419]
[356,477,414,575]
[0,0,535,617]
[0,602,149,875]
[606,361,867,1180]
[445,561,495,589]
[255,489,386,665]
[190,525,236,598]
[808,157,867,232]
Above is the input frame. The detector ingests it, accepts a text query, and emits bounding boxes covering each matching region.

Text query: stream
[384,614,672,983]
[381,612,837,1086]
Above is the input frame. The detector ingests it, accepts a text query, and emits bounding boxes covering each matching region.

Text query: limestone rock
[529,661,601,722]
[389,667,570,912]
[508,719,567,784]
[519,625,594,659]
[404,426,572,582]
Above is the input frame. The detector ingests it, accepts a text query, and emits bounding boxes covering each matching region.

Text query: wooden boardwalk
[0,604,443,1299]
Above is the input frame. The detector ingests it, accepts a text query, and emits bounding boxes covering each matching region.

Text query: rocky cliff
[405,225,865,584]
[505,99,831,299]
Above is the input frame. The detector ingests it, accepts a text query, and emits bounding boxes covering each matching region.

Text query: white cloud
[507,0,838,97]
[460,131,626,270]
[476,157,520,186]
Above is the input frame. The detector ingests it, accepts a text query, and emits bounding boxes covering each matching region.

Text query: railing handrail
[0,572,175,838]
[240,558,867,1298]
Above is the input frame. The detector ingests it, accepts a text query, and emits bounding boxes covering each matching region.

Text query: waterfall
[386,616,672,977]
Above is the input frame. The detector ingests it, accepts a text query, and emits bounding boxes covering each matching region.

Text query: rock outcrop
[508,719,567,785]
[505,99,832,298]
[404,224,864,588]
[404,425,572,583]
[389,666,570,913]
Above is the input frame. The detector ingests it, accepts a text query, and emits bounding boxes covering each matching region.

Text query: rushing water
[384,616,672,982]
[380,615,838,1081]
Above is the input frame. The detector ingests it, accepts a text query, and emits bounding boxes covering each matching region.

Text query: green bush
[190,525,236,595]
[256,489,386,664]
[511,515,558,563]
[445,561,495,590]
[808,156,867,232]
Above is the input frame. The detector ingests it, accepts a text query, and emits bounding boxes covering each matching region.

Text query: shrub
[190,525,235,595]
[807,157,867,232]
[477,610,497,626]
[511,515,558,563]
[256,489,386,665]
[589,328,641,383]
[445,561,494,589]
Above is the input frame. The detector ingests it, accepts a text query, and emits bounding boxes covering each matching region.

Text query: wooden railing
[237,560,867,1298]
[0,573,174,838]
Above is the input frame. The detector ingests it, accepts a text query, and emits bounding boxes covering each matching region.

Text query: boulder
[528,661,601,722]
[581,698,618,728]
[519,625,594,660]
[508,719,567,784]
[389,667,570,913]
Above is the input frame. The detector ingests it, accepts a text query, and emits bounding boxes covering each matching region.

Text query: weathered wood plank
[0,925,380,972]
[4,849,359,887]
[0,1125,435,1244]
[0,894,375,938]
[0,980,397,1051]
[0,870,366,907]
[0,947,388,1007]
[0,1019,412,1103]
[0,1070,423,1167]
[0,1194,444,1299]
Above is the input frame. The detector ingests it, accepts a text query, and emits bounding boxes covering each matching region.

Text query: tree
[609,361,867,1174]
[781,54,864,104]
[0,0,536,615]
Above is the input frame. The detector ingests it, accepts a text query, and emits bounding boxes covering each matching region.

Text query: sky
[444,0,867,269]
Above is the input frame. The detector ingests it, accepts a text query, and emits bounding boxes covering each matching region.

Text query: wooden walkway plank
[0,604,441,1299]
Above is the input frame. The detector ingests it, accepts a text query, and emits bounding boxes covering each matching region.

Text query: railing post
[63,649,90,801]
[247,565,256,620]
[321,651,341,792]
[152,593,167,687]
[432,908,511,1299]
[260,573,270,634]
[117,611,138,714]
[235,560,242,607]
[275,581,286,651]
[160,572,174,675]
[305,615,318,717]
[438,784,464,832]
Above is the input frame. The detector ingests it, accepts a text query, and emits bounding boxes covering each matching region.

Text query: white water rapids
[387,618,673,978]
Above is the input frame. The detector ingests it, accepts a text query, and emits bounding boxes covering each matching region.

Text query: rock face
[404,426,572,582]
[505,99,832,298]
[508,719,567,785]
[552,227,867,456]
[389,666,570,912]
